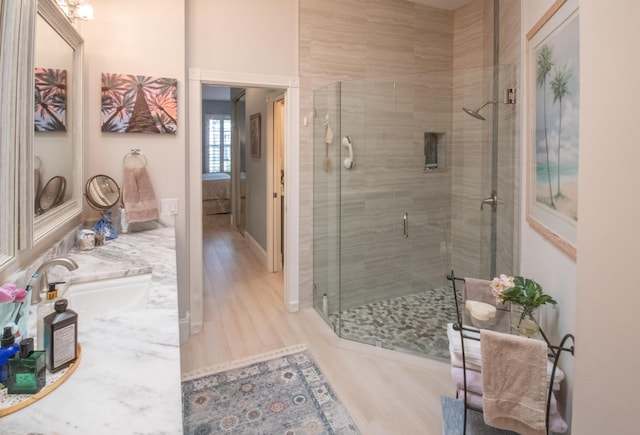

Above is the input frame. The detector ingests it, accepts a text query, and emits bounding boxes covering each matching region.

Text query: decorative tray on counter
[0,343,82,417]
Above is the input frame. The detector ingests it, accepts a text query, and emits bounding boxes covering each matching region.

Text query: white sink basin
[61,274,152,319]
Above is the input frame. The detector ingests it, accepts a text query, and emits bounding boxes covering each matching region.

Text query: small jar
[94,231,105,246]
[77,229,95,251]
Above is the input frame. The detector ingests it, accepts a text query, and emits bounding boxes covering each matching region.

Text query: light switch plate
[161,198,178,216]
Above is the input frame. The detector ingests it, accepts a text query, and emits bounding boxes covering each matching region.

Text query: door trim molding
[187,69,300,336]
[266,92,285,273]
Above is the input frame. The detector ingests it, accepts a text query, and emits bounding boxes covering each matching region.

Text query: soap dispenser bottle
[36,281,63,350]
[0,326,21,384]
[7,337,46,394]
[43,299,78,373]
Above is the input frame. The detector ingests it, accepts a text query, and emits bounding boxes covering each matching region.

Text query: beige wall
[520,0,577,428]
[300,0,455,309]
[522,0,640,432]
[80,0,188,327]
[572,0,640,433]
[186,0,298,77]
[450,0,520,280]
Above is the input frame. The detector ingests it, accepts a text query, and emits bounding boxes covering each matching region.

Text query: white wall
[572,0,640,433]
[520,0,578,428]
[80,0,187,329]
[524,0,640,432]
[187,0,298,77]
[244,88,269,249]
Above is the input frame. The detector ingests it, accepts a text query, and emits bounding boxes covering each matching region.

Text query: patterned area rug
[331,286,457,360]
[182,345,360,434]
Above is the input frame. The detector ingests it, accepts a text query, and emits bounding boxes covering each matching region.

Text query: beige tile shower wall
[300,0,454,309]
[450,0,520,280]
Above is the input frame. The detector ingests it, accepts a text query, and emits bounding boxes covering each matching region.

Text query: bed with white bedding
[202,172,245,215]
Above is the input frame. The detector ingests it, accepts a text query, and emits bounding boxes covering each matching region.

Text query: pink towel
[480,329,548,435]
[122,166,159,223]
[456,390,567,433]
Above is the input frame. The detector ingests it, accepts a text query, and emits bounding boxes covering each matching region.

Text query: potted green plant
[490,275,557,337]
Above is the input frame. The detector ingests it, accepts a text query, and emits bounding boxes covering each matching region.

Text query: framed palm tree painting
[35,68,67,132]
[526,0,579,260]
[101,73,177,134]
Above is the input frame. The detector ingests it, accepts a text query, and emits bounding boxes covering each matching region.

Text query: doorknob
[480,191,498,211]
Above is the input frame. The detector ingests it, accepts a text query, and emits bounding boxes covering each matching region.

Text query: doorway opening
[187,69,300,337]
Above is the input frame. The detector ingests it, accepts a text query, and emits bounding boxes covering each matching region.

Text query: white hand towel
[456,390,567,433]
[480,329,548,435]
[447,323,564,389]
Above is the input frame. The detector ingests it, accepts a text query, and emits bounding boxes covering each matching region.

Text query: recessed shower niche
[424,132,445,171]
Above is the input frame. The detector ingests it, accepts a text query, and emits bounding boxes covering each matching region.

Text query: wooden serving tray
[0,343,82,417]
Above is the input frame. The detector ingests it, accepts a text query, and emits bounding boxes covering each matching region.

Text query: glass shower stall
[313,66,518,360]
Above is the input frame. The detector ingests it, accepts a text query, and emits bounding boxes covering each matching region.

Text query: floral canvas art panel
[35,68,67,132]
[101,73,177,134]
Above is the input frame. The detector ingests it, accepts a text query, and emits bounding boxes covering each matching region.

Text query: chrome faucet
[31,257,79,304]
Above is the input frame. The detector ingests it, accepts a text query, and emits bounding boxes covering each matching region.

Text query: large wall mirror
[0,0,83,276]
[24,0,83,246]
[0,0,34,270]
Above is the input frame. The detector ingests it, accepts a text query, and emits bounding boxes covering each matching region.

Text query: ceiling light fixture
[56,0,94,22]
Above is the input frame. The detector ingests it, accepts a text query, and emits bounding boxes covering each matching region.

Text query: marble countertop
[2,227,183,434]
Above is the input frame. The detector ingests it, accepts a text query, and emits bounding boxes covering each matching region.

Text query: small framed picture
[250,113,261,158]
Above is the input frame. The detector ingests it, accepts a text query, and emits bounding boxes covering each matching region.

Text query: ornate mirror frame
[0,0,35,270]
[21,0,84,248]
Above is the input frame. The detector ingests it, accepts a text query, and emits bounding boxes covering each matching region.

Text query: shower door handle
[403,212,409,238]
[481,191,498,211]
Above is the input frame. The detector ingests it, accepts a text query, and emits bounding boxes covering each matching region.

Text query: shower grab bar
[403,212,408,238]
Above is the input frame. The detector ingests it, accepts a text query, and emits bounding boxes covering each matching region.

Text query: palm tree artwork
[532,10,579,224]
[35,68,67,132]
[101,73,177,134]
[536,44,555,209]
[550,64,571,199]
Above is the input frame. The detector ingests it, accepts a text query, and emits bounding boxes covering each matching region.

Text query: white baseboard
[288,301,299,312]
[245,230,267,268]
[180,312,192,344]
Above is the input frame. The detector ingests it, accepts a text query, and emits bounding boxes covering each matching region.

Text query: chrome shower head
[462,101,497,121]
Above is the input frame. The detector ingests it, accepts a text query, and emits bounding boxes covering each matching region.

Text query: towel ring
[123,149,148,168]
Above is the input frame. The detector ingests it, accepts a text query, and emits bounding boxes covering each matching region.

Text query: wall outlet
[161,198,178,216]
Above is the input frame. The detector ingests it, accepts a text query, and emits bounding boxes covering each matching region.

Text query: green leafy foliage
[499,276,558,311]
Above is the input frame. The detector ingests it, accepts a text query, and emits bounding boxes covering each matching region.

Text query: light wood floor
[180,214,453,434]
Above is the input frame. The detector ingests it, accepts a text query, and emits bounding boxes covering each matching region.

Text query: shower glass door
[335,72,456,356]
[312,65,517,359]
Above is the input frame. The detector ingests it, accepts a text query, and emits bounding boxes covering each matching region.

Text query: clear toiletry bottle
[7,337,46,394]
[36,281,64,350]
[0,326,21,384]
[43,299,78,373]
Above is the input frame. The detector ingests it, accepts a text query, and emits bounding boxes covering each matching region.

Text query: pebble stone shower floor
[330,286,458,361]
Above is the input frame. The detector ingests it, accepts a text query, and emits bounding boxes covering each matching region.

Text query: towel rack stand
[446,270,575,434]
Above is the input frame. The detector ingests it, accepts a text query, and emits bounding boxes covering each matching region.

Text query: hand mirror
[36,175,66,215]
[85,175,121,211]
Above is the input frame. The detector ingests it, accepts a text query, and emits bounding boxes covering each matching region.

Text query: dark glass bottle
[43,299,78,373]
